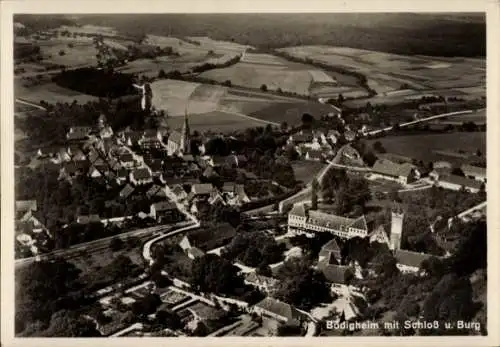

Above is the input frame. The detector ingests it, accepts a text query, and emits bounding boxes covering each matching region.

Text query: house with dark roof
[221,183,250,206]
[130,168,153,186]
[124,131,143,147]
[16,200,38,221]
[252,297,305,325]
[394,249,432,274]
[190,183,215,198]
[167,184,188,201]
[66,126,92,142]
[119,184,135,199]
[150,201,181,222]
[305,149,324,161]
[318,239,342,264]
[460,164,486,183]
[59,160,90,180]
[139,129,163,149]
[244,272,280,295]
[115,168,129,185]
[371,158,420,185]
[431,172,483,193]
[179,223,237,252]
[146,185,167,199]
[367,225,390,246]
[119,153,136,169]
[77,214,101,224]
[288,203,368,239]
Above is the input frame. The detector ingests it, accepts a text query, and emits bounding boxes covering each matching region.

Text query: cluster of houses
[15,199,52,257]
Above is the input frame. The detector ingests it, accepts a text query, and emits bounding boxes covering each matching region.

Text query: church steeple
[180,106,191,154]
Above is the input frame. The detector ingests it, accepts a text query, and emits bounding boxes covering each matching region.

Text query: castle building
[167,109,191,156]
[287,203,368,239]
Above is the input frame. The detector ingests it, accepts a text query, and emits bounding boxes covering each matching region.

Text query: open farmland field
[247,101,335,125]
[430,108,486,124]
[50,24,119,36]
[37,39,99,67]
[151,79,330,129]
[200,52,363,97]
[15,80,98,104]
[187,36,252,54]
[167,110,271,134]
[366,132,486,165]
[278,45,485,96]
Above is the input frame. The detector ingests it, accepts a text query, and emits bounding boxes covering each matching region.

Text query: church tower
[389,203,404,251]
[180,107,191,154]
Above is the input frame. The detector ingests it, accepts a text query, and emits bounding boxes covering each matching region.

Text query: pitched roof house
[130,168,153,186]
[253,297,304,325]
[179,223,237,252]
[394,249,432,274]
[371,159,419,185]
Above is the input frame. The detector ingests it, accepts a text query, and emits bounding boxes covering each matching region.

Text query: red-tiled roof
[439,174,483,190]
[317,263,350,284]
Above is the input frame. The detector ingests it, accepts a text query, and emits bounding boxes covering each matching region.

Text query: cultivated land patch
[50,24,119,37]
[167,110,271,134]
[366,132,486,164]
[15,80,99,104]
[186,36,252,54]
[200,52,355,97]
[38,40,99,67]
[151,79,326,127]
[278,45,485,96]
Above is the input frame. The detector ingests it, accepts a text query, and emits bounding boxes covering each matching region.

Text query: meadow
[366,132,486,164]
[278,45,485,97]
[15,79,99,104]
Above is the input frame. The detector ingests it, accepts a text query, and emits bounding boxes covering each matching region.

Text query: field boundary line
[216,109,280,126]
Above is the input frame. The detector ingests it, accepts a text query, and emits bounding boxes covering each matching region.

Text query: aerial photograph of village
[12,12,487,337]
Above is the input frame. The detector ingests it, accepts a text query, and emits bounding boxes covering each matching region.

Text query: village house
[393,249,432,274]
[36,146,61,159]
[317,258,354,296]
[59,160,90,181]
[66,126,92,142]
[130,168,153,186]
[244,272,280,295]
[287,131,314,146]
[371,158,420,185]
[189,183,216,201]
[429,170,483,193]
[225,154,248,168]
[99,126,114,139]
[119,184,135,199]
[139,129,163,149]
[367,225,391,246]
[76,214,101,224]
[166,184,188,202]
[123,131,143,147]
[179,223,237,258]
[287,203,369,239]
[146,185,167,200]
[149,201,181,223]
[460,164,486,183]
[318,239,342,264]
[115,168,129,186]
[305,149,324,161]
[119,153,136,169]
[221,183,250,206]
[252,297,305,326]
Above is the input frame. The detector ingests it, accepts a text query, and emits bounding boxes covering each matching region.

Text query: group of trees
[274,257,332,310]
[222,231,286,267]
[16,258,100,337]
[321,168,371,216]
[53,68,136,98]
[361,220,486,336]
[190,254,245,296]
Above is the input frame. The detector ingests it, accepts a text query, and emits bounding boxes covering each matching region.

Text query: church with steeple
[167,108,191,156]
